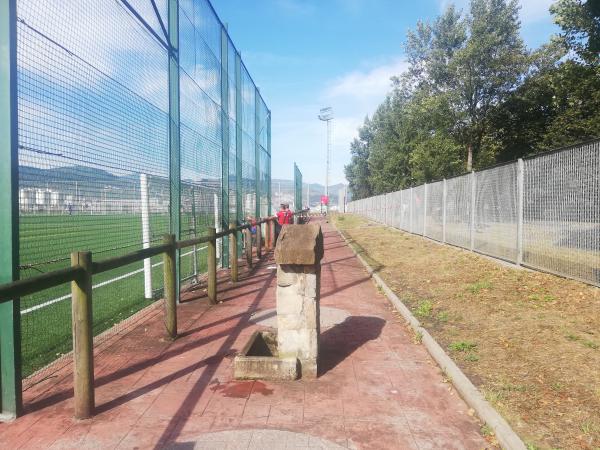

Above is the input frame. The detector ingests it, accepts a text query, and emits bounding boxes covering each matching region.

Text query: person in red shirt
[275,203,293,244]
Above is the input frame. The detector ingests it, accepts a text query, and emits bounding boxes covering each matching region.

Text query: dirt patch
[333,213,600,450]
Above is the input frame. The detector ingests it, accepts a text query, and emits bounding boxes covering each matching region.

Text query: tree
[403,0,528,170]
[551,0,600,65]
[344,118,374,200]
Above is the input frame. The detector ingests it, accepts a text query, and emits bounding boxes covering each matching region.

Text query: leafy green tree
[344,118,374,200]
[551,0,600,65]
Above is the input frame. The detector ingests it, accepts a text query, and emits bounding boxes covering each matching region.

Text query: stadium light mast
[318,107,333,214]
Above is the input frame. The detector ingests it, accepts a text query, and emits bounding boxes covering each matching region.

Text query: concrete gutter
[334,225,526,450]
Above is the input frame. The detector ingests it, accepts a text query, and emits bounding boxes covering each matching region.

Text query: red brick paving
[0,218,490,449]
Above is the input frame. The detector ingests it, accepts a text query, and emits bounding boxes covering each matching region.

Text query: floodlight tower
[318,107,333,214]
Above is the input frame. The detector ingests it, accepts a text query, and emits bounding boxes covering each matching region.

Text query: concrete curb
[334,226,526,450]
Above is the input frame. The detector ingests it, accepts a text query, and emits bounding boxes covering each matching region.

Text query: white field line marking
[21,247,207,315]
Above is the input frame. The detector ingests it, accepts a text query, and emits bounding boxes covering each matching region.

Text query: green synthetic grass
[19,213,213,378]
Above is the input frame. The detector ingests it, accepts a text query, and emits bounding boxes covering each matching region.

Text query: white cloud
[325,59,408,101]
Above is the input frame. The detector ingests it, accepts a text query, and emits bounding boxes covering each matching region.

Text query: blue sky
[213,0,560,185]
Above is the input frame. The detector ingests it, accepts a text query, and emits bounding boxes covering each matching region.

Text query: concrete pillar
[274,223,324,378]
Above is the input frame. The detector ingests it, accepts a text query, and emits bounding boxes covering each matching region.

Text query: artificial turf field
[19,213,215,378]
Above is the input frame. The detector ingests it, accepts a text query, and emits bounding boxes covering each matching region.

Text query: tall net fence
[13,0,270,381]
[347,139,600,287]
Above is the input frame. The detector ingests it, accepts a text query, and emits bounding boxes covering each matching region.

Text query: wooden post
[229,224,238,282]
[256,223,262,259]
[163,234,177,339]
[207,227,217,304]
[71,251,95,420]
[268,219,274,250]
[244,229,253,268]
[265,220,271,250]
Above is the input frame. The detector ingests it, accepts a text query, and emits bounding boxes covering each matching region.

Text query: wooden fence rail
[0,214,296,419]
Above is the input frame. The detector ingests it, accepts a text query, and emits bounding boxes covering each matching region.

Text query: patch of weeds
[550,382,564,392]
[501,382,527,393]
[465,353,479,362]
[528,293,556,303]
[484,389,505,405]
[436,311,449,322]
[583,340,598,349]
[480,424,494,437]
[565,333,580,342]
[415,300,433,318]
[525,443,540,450]
[449,341,477,352]
[580,420,600,435]
[414,330,423,344]
[466,280,492,294]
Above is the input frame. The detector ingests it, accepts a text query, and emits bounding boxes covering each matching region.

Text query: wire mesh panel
[523,141,600,285]
[444,174,472,248]
[227,39,238,226]
[179,0,223,279]
[425,181,444,241]
[240,64,256,219]
[17,0,171,380]
[410,185,425,235]
[388,191,402,229]
[14,0,270,381]
[257,97,270,217]
[473,163,518,262]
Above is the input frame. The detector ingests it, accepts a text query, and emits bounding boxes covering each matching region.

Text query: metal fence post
[517,159,524,265]
[71,251,95,420]
[229,224,239,282]
[207,227,217,304]
[163,234,177,339]
[470,171,476,251]
[423,183,428,236]
[409,187,414,233]
[235,52,243,259]
[168,0,181,303]
[442,179,447,244]
[255,89,261,224]
[220,26,230,269]
[0,0,22,419]
[267,112,272,216]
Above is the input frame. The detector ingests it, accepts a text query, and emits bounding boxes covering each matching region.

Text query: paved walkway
[0,219,489,449]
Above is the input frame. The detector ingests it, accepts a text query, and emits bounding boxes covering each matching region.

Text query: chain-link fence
[347,139,600,288]
[9,0,271,382]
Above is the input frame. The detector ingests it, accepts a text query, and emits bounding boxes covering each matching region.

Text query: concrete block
[233,331,299,381]
[277,265,301,287]
[276,286,303,315]
[275,224,324,265]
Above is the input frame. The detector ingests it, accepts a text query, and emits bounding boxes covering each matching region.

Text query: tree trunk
[466,143,473,171]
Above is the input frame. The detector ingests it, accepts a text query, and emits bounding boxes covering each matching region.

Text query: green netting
[14,0,270,380]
